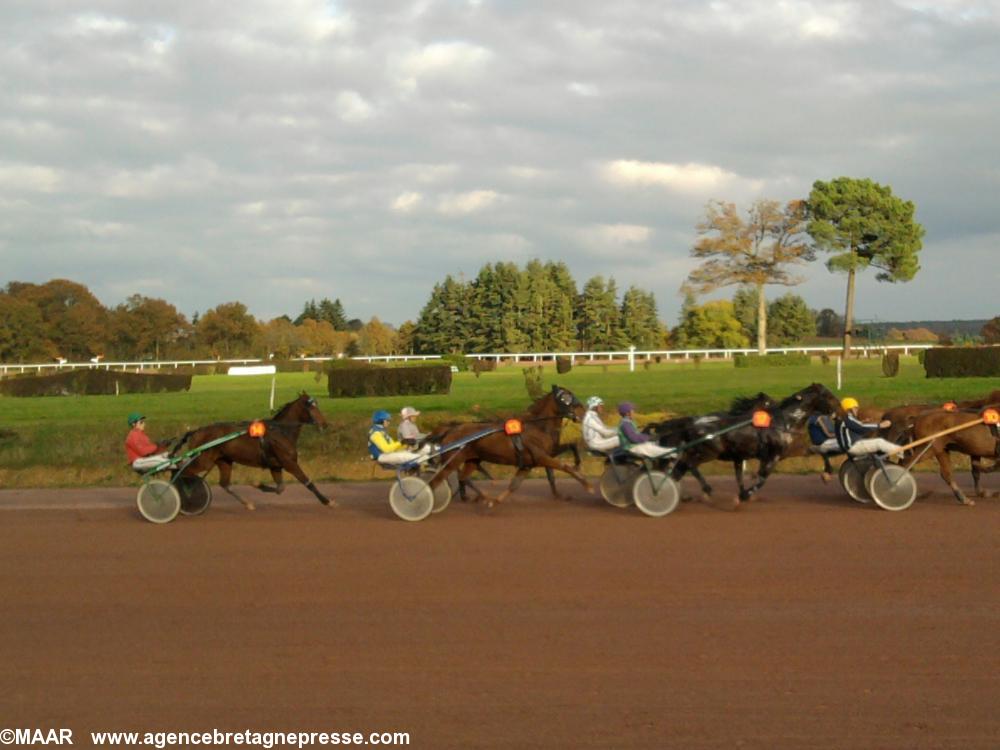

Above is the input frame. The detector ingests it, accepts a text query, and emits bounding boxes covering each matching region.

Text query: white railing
[464,344,935,363]
[0,346,933,375]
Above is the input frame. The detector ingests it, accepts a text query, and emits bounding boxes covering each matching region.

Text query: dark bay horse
[645,392,775,506]
[650,383,841,507]
[904,408,1000,505]
[424,385,590,508]
[174,392,333,510]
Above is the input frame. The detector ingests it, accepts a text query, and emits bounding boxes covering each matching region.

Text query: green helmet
[127,413,146,426]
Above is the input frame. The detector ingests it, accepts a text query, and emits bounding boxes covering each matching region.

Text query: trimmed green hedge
[923,347,1000,377]
[326,363,452,398]
[734,353,811,368]
[0,369,192,397]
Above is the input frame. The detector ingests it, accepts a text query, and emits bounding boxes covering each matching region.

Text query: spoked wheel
[176,475,212,516]
[389,476,434,522]
[137,480,181,524]
[421,472,452,514]
[631,471,680,518]
[600,465,639,508]
[865,464,918,512]
[838,459,872,504]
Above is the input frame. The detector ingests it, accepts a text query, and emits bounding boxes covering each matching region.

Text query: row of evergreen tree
[408,260,663,354]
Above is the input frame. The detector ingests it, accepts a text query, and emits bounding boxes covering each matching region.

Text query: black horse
[648,383,841,507]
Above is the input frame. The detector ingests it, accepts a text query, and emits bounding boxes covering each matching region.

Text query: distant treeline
[407,260,663,354]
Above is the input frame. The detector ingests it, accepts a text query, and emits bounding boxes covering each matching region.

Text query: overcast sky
[1,0,997,329]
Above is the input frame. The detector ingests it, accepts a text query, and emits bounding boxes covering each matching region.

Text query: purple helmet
[617,402,636,416]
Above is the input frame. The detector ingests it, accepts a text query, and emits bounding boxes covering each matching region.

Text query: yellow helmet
[840,397,859,411]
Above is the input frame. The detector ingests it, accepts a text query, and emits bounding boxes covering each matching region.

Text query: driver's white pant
[815,438,841,455]
[132,453,171,471]
[848,438,900,457]
[627,442,673,459]
[377,445,431,466]
[587,436,620,452]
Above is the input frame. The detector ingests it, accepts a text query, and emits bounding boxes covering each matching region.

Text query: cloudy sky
[1,0,998,329]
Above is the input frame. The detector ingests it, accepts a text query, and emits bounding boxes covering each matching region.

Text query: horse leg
[278,458,334,507]
[533,453,593,494]
[257,468,285,494]
[739,455,778,503]
[932,445,973,506]
[820,454,833,483]
[489,468,532,508]
[972,459,985,499]
[544,467,572,501]
[218,460,255,511]
[733,459,747,499]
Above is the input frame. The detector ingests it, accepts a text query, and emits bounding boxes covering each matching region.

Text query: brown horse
[424,385,590,507]
[904,408,1000,505]
[174,392,333,510]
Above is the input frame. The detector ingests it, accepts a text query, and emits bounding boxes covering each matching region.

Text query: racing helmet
[372,409,392,424]
[586,396,603,410]
[840,397,859,411]
[617,402,636,416]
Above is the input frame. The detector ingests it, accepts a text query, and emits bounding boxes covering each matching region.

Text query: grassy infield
[0,356,995,488]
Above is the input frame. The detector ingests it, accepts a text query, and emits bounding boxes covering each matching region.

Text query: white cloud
[437,190,502,215]
[603,160,743,194]
[568,82,600,97]
[0,163,64,193]
[392,191,423,213]
[102,158,221,199]
[596,224,652,244]
[396,41,493,90]
[335,90,375,123]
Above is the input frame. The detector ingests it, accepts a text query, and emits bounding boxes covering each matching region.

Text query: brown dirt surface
[2,475,999,749]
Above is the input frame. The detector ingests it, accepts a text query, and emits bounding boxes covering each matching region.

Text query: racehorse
[904,408,1000,505]
[423,385,590,507]
[644,392,775,506]
[650,383,842,507]
[173,392,333,510]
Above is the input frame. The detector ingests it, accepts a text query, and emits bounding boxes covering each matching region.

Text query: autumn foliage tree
[685,199,813,354]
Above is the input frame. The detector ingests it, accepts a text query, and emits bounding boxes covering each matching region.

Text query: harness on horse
[505,419,527,469]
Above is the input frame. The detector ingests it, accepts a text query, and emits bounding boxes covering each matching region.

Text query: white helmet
[586,396,603,410]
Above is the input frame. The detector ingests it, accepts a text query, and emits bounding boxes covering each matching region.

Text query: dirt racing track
[2,475,999,749]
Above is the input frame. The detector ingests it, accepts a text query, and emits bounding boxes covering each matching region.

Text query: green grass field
[0,356,995,487]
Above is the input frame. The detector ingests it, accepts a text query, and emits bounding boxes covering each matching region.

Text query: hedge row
[923,347,1000,378]
[0,369,192,397]
[326,363,452,398]
[733,353,811,368]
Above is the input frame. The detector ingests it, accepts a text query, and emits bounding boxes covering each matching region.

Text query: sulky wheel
[631,471,680,518]
[176,475,213,516]
[136,480,181,524]
[865,464,918,512]
[838,459,872,504]
[389,476,434,522]
[599,465,639,508]
[421,471,452,514]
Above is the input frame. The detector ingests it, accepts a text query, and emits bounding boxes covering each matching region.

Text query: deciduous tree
[685,199,812,354]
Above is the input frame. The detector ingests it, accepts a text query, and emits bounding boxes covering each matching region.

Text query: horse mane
[729,392,770,415]
[272,393,307,421]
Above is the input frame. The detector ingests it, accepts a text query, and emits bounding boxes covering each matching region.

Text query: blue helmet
[372,409,392,424]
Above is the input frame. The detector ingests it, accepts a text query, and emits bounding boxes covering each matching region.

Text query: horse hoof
[820,473,832,484]
[244,503,256,511]
[962,498,976,506]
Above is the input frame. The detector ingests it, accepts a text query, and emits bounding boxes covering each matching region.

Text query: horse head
[551,384,585,422]
[776,383,841,426]
[273,392,329,429]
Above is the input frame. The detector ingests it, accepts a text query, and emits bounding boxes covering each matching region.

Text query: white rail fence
[0,345,933,376]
